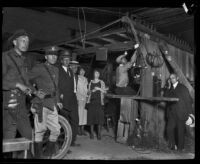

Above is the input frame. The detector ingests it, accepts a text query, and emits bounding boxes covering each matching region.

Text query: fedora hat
[69,60,80,66]
[60,50,72,59]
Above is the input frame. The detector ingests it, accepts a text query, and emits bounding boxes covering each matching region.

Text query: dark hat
[45,46,59,55]
[8,29,29,43]
[60,50,71,59]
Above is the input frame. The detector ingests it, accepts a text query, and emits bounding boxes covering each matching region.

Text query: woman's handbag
[85,103,90,110]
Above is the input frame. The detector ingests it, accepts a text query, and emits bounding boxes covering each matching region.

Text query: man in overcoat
[165,73,194,151]
[58,50,80,147]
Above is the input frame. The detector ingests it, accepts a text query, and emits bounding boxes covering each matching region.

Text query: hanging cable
[81,7,86,49]
[81,8,87,38]
[78,7,84,48]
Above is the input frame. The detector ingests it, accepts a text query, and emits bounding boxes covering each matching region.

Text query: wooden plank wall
[139,34,194,142]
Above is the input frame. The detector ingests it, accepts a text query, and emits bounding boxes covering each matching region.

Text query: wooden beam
[130,18,193,54]
[75,41,135,55]
[100,37,116,44]
[68,28,127,44]
[106,94,179,102]
[65,43,83,49]
[116,33,129,39]
[84,41,101,47]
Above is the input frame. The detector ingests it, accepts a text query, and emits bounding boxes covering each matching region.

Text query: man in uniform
[2,29,35,158]
[58,50,80,147]
[28,46,62,158]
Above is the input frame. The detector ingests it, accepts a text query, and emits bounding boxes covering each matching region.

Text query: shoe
[70,143,81,147]
[168,142,176,150]
[90,133,94,139]
[43,141,56,159]
[97,134,101,140]
[82,131,87,136]
[177,148,186,153]
[81,126,87,136]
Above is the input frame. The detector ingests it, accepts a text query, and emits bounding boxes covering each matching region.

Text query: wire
[78,8,85,49]
[82,7,87,37]
[77,8,83,41]
[82,7,87,49]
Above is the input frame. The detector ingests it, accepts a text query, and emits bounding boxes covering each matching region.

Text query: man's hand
[30,107,36,114]
[35,90,46,99]
[60,94,64,100]
[57,102,63,109]
[94,87,101,90]
[92,88,97,92]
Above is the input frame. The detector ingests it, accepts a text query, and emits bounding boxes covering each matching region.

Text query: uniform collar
[12,49,23,58]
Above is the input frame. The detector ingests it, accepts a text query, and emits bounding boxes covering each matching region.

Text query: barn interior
[2,6,195,160]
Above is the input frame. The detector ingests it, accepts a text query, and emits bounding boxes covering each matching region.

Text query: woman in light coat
[76,67,88,135]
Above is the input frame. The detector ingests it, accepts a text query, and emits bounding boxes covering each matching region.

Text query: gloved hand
[186,114,195,127]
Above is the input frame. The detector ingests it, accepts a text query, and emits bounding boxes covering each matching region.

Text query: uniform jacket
[164,82,193,121]
[2,49,32,90]
[28,62,60,110]
[58,65,78,111]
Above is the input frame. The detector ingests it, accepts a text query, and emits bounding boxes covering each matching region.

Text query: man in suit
[58,50,80,147]
[165,73,193,152]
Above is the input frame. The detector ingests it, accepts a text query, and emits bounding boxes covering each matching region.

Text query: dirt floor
[64,127,195,160]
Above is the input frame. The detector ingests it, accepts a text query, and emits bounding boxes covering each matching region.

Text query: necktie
[74,76,77,93]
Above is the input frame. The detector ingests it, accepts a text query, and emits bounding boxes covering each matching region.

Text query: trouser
[3,95,33,158]
[3,95,32,140]
[34,106,60,142]
[166,113,186,150]
[59,108,79,144]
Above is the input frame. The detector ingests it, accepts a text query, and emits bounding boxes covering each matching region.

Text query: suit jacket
[165,83,193,121]
[58,66,78,111]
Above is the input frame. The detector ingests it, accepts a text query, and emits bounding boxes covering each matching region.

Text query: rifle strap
[7,53,27,85]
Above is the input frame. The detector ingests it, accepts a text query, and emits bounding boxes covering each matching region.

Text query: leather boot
[34,142,43,159]
[90,125,94,139]
[97,125,102,140]
[43,141,56,159]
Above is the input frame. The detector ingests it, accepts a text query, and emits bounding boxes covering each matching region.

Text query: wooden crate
[3,138,32,158]
[116,98,138,143]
